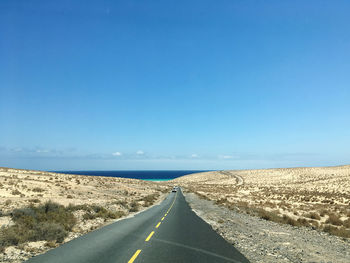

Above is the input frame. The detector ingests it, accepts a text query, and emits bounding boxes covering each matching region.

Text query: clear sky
[1,0,349,171]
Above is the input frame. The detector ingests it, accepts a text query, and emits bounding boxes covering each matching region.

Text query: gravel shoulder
[184,192,350,263]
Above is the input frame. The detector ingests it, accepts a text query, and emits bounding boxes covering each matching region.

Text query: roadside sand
[175,165,350,262]
[175,165,350,233]
[185,192,350,263]
[0,167,169,262]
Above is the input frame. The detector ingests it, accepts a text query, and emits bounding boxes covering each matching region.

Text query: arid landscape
[1,165,350,263]
[175,165,350,238]
[0,167,169,262]
[175,165,350,262]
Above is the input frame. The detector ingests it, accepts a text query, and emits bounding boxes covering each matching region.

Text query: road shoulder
[184,192,350,263]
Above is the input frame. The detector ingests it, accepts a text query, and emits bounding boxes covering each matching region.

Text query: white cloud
[36,149,49,153]
[191,154,199,158]
[112,152,122,156]
[136,150,144,155]
[218,155,235,159]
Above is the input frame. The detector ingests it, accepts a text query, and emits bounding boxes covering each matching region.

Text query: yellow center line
[128,249,141,263]
[127,192,178,263]
[145,231,155,242]
[165,191,177,214]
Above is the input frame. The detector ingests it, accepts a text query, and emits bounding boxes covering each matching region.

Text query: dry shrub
[319,209,329,217]
[32,187,45,192]
[160,188,169,193]
[82,212,95,220]
[253,208,314,228]
[226,202,236,210]
[67,204,91,212]
[195,192,210,201]
[282,215,299,227]
[0,201,76,250]
[264,201,277,208]
[83,206,125,220]
[326,214,343,226]
[296,218,311,227]
[129,201,139,212]
[29,199,41,203]
[323,225,350,238]
[215,197,228,206]
[142,193,159,207]
[114,200,128,208]
[45,241,57,248]
[256,209,281,222]
[343,218,350,228]
[11,189,22,195]
[309,219,319,228]
[306,212,321,220]
[8,180,15,186]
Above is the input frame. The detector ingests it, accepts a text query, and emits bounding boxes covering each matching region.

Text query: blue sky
[1,0,349,170]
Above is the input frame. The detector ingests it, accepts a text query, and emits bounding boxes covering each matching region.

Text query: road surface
[26,189,250,263]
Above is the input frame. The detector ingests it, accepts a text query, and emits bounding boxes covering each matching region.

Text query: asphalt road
[26,189,250,263]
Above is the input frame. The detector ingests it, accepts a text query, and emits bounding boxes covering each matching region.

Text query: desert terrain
[1,165,350,263]
[0,167,168,262]
[175,165,350,262]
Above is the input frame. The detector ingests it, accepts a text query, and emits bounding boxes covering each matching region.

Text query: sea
[52,170,207,181]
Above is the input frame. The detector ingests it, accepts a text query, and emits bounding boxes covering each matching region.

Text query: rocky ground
[185,192,350,263]
[0,167,169,263]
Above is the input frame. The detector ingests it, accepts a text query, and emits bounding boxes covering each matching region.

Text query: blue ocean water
[52,170,206,181]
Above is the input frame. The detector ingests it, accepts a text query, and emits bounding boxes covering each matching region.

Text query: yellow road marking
[145,231,155,241]
[161,216,165,221]
[165,191,177,214]
[156,222,161,228]
[128,249,141,263]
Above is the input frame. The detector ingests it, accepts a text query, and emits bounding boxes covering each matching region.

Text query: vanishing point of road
[26,189,250,263]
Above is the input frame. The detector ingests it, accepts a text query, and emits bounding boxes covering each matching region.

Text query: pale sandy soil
[174,165,350,262]
[174,165,350,237]
[185,192,350,263]
[0,167,169,262]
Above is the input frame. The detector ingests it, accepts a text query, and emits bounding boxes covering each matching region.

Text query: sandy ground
[1,165,349,262]
[174,165,350,262]
[0,167,169,262]
[185,192,350,263]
